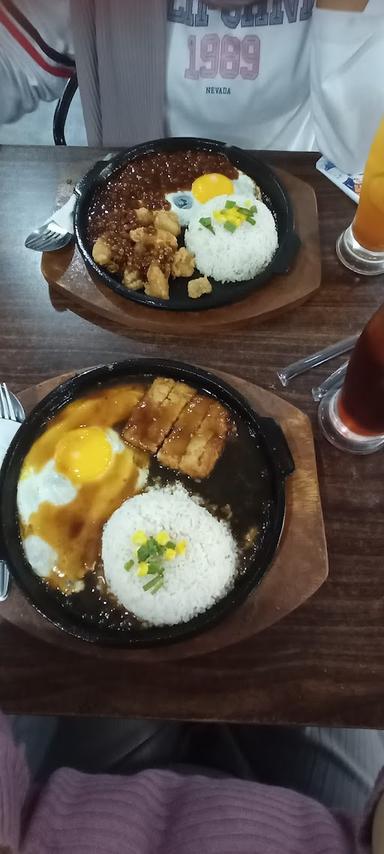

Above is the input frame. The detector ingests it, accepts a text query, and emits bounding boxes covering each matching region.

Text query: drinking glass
[337,117,384,275]
[318,303,384,453]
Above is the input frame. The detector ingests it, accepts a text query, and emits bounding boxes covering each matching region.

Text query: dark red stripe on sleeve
[1,0,75,68]
[0,6,74,78]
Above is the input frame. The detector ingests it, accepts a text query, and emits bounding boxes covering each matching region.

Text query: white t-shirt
[166,1,316,151]
[166,1,384,170]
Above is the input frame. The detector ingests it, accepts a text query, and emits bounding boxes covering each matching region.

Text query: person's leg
[216,725,384,812]
[9,716,59,779]
[42,716,192,776]
[10,715,192,780]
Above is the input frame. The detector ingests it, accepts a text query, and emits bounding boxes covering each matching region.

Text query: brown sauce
[86,150,239,277]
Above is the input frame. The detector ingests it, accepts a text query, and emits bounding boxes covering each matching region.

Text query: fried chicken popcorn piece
[154,209,181,237]
[172,247,195,278]
[129,227,149,243]
[154,229,178,249]
[144,262,170,300]
[135,207,154,226]
[187,276,212,299]
[129,226,178,250]
[123,269,145,291]
[92,237,112,266]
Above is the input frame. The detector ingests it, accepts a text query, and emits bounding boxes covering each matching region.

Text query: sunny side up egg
[17,386,149,593]
[165,170,257,226]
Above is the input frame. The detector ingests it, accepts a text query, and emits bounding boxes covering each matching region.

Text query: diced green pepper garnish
[124,559,134,571]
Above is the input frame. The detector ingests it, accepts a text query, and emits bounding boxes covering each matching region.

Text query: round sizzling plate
[74,137,301,312]
[0,360,294,647]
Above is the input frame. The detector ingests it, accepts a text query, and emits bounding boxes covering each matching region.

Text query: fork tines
[0,383,17,420]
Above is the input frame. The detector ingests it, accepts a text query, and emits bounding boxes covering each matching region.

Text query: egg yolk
[55,426,113,484]
[192,173,234,204]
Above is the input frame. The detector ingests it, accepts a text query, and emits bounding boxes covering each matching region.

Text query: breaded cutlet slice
[122,377,195,453]
[177,399,231,479]
[157,394,212,469]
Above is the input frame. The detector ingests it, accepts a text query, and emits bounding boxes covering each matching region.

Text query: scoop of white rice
[102,482,237,626]
[185,193,278,282]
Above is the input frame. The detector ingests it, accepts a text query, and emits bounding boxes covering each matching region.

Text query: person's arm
[311,0,384,173]
[0,0,74,125]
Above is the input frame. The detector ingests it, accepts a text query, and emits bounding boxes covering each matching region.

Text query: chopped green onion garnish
[199,217,215,234]
[166,541,176,550]
[147,562,163,575]
[247,217,256,225]
[224,221,236,233]
[144,575,163,592]
[137,537,162,562]
[224,200,236,209]
[236,205,257,217]
[150,578,164,595]
[136,543,149,562]
[124,559,134,571]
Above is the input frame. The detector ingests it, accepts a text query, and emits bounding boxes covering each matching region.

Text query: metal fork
[0,384,25,601]
[25,152,115,253]
[24,194,76,252]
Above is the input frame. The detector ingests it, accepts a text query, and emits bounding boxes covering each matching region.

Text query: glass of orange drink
[337,117,384,275]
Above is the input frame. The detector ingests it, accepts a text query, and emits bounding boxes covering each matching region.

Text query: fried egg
[17,387,149,592]
[165,170,258,226]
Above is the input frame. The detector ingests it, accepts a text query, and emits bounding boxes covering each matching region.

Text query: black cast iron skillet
[74,137,300,312]
[0,360,294,647]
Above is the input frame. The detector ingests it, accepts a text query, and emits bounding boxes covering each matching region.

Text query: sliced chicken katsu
[157,394,211,469]
[122,377,196,453]
[158,398,231,479]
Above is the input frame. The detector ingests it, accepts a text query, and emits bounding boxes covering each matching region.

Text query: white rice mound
[102,482,238,626]
[185,193,278,282]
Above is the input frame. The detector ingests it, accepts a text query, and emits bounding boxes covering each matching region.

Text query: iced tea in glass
[319,303,384,453]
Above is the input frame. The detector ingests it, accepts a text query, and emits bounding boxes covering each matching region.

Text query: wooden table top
[0,145,383,726]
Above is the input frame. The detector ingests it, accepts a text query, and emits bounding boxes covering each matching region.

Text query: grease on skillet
[35,378,275,635]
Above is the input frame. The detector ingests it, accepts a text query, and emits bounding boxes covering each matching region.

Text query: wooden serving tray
[41,169,321,334]
[0,369,328,661]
